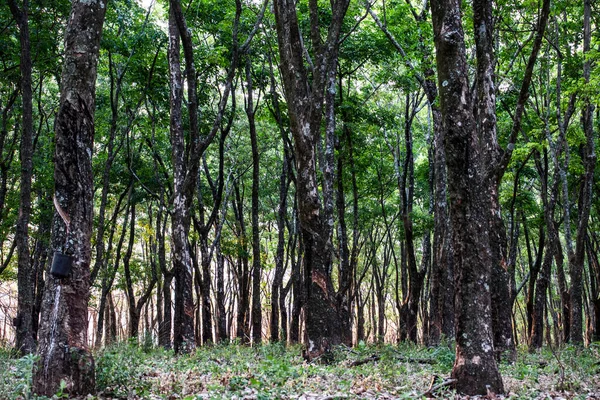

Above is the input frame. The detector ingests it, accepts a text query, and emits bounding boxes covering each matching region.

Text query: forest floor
[1,341,599,399]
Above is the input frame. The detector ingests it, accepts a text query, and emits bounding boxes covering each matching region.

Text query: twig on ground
[391,348,437,364]
[396,355,437,364]
[349,354,380,367]
[420,377,456,398]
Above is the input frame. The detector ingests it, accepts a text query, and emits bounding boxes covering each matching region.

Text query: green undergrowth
[0,341,599,399]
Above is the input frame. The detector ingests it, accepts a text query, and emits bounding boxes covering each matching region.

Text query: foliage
[1,343,598,398]
[0,350,38,400]
[95,341,155,397]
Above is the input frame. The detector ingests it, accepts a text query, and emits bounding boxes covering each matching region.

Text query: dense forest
[0,0,599,397]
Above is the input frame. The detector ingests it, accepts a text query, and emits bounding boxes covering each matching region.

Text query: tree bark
[245,57,263,344]
[430,0,503,393]
[8,0,35,355]
[530,149,560,350]
[233,182,251,343]
[95,186,132,347]
[569,0,595,345]
[273,0,350,359]
[167,5,196,353]
[33,0,107,395]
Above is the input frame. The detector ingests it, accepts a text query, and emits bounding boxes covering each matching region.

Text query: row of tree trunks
[366,2,454,346]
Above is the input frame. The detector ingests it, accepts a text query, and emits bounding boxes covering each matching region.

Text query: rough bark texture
[167,6,196,354]
[33,0,107,395]
[273,0,350,361]
[8,0,36,355]
[430,0,503,394]
[471,0,516,361]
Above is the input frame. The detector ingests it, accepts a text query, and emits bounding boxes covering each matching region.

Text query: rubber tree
[7,0,35,355]
[272,0,351,359]
[430,0,504,393]
[33,0,107,395]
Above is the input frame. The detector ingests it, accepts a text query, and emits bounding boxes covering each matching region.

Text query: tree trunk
[431,0,503,393]
[96,188,132,347]
[8,0,35,355]
[33,0,107,395]
[569,0,595,345]
[216,244,228,342]
[271,152,289,342]
[289,222,303,344]
[245,57,263,345]
[168,5,196,354]
[588,234,600,342]
[272,0,349,360]
[525,221,544,342]
[232,182,250,343]
[32,195,52,339]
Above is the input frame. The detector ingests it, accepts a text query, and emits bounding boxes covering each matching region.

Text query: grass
[0,341,599,399]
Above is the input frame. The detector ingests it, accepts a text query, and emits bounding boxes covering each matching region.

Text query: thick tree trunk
[9,0,35,355]
[273,0,349,360]
[431,0,503,394]
[33,0,107,395]
[471,0,515,361]
[429,106,454,344]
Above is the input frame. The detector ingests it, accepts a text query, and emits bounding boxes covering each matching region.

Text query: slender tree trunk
[216,242,228,342]
[588,234,600,342]
[33,0,107,395]
[271,153,289,342]
[336,149,353,346]
[289,220,303,344]
[569,0,595,345]
[245,57,263,344]
[168,6,196,354]
[356,290,365,344]
[398,94,425,344]
[232,183,250,343]
[32,196,52,338]
[8,0,35,355]
[95,187,132,347]
[525,222,544,342]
